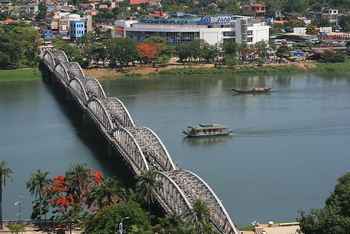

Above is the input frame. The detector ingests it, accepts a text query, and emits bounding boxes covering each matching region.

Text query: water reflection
[183,135,233,146]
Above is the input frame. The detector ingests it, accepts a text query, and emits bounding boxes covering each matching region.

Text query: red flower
[51,176,66,192]
[53,196,73,208]
[93,170,103,185]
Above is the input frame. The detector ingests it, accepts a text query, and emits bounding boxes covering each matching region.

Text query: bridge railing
[41,48,239,234]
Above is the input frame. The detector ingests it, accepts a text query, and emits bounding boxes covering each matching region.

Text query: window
[223,31,235,37]
[247,30,253,35]
[247,37,253,42]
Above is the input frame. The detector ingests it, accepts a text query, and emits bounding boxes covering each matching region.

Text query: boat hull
[183,131,233,138]
[232,88,271,94]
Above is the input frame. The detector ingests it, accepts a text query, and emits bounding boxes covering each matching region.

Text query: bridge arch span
[53,50,69,64]
[69,77,89,104]
[54,62,71,84]
[43,50,56,69]
[163,170,240,234]
[68,62,86,81]
[113,127,149,175]
[85,78,107,101]
[154,171,193,215]
[87,97,115,133]
[126,127,176,171]
[101,97,135,128]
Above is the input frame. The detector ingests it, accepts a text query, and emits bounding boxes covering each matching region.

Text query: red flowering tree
[136,42,161,64]
[27,165,126,232]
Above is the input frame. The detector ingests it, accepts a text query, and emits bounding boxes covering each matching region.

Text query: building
[51,12,92,39]
[241,222,301,234]
[0,0,13,13]
[322,8,339,24]
[69,19,86,39]
[115,15,269,46]
[242,3,266,17]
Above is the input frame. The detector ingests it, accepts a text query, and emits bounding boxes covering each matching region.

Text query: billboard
[199,15,238,25]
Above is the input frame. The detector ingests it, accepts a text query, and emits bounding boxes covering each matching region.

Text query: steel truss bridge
[41,48,240,234]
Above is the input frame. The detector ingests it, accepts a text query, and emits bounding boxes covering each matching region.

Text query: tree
[107,38,139,68]
[35,2,47,21]
[65,164,91,204]
[189,199,216,234]
[200,43,218,63]
[339,15,350,32]
[276,45,290,58]
[0,161,12,229]
[136,42,161,64]
[298,172,350,234]
[255,41,268,62]
[320,50,345,63]
[0,25,40,68]
[136,170,160,209]
[26,170,50,220]
[7,223,25,234]
[87,177,125,209]
[176,40,201,63]
[154,214,195,234]
[84,200,153,234]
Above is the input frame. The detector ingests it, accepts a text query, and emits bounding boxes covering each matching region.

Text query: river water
[0,73,349,225]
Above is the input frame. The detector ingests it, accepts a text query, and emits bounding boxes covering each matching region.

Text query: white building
[113,15,269,46]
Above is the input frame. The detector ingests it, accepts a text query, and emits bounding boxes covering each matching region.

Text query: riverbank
[1,60,349,82]
[0,68,41,82]
[84,60,350,80]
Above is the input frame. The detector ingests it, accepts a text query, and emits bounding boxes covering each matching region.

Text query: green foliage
[339,15,350,32]
[319,50,346,63]
[84,200,153,234]
[35,2,47,21]
[298,172,350,234]
[223,40,238,57]
[7,223,25,234]
[0,161,13,229]
[0,24,40,69]
[136,170,160,208]
[200,43,218,63]
[107,38,139,68]
[276,45,290,58]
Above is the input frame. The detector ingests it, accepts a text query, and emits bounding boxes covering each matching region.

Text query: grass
[313,59,350,75]
[0,68,41,82]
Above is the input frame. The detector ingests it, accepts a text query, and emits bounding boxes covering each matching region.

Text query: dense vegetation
[22,163,220,233]
[298,172,350,234]
[0,24,40,69]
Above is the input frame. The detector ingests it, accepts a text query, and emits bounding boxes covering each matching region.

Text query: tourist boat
[183,124,233,137]
[232,87,272,94]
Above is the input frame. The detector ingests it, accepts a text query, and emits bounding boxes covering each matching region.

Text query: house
[322,8,339,24]
[242,3,266,17]
[0,0,12,13]
[69,19,86,39]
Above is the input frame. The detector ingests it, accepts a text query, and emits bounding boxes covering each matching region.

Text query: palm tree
[0,161,13,229]
[190,199,214,234]
[136,170,160,209]
[65,164,90,203]
[87,177,124,209]
[26,170,50,220]
[26,170,50,200]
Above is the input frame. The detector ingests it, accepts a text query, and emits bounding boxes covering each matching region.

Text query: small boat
[232,87,271,94]
[183,124,233,137]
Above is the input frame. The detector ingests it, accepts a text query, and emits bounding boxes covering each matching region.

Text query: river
[0,73,349,225]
